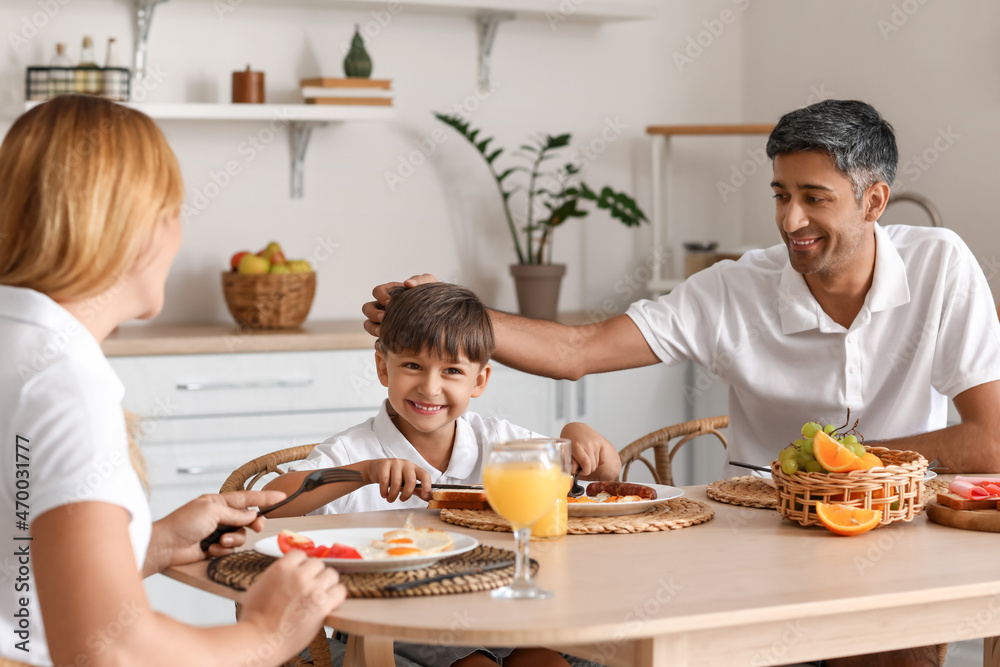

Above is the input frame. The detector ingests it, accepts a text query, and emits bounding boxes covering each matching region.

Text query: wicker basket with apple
[222,242,316,329]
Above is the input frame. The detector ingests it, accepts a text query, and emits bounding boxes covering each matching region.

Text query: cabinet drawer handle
[175,379,314,391]
[176,465,236,475]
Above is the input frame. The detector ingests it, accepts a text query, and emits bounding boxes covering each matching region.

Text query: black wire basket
[26,66,131,102]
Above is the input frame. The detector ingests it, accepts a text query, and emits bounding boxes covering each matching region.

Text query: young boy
[265,282,619,667]
[265,282,621,518]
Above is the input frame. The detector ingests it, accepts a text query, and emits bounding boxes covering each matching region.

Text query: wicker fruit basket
[221,271,316,329]
[770,446,928,527]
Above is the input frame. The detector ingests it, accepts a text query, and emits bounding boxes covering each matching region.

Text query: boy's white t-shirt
[291,400,542,514]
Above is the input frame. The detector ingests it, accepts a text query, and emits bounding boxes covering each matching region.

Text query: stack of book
[299,77,393,106]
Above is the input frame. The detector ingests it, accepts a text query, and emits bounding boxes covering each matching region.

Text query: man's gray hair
[766,100,898,201]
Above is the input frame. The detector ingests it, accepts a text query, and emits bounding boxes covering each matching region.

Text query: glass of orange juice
[482,438,563,599]
[531,439,572,541]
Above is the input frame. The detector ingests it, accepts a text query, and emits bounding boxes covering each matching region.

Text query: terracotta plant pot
[509,263,566,321]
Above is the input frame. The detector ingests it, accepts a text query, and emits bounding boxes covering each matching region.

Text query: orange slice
[813,430,860,472]
[815,502,882,536]
[857,452,884,470]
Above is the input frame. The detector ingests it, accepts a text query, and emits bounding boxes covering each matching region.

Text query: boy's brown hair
[379,283,494,366]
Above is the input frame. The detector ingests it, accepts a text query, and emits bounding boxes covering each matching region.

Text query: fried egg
[357,527,454,560]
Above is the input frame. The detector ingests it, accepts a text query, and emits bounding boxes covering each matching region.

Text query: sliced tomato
[277,529,314,554]
[304,545,330,558]
[325,543,363,559]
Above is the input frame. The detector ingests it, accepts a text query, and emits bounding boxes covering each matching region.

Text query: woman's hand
[362,458,434,502]
[361,273,439,337]
[145,490,287,574]
[561,422,622,480]
[240,550,347,657]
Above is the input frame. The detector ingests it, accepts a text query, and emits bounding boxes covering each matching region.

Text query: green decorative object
[434,112,648,265]
[343,24,372,78]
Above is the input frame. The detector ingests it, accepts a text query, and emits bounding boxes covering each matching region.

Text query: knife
[728,461,771,473]
[382,559,515,592]
[415,483,485,490]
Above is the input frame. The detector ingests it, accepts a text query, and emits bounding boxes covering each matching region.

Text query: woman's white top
[0,285,151,666]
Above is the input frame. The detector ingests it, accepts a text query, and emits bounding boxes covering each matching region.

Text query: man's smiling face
[771,150,875,281]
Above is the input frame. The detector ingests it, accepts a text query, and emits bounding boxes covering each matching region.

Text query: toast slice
[428,489,488,510]
[936,491,1000,512]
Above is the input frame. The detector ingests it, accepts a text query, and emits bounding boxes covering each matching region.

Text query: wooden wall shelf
[644,123,775,295]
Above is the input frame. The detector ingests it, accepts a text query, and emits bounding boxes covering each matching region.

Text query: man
[365,100,1000,666]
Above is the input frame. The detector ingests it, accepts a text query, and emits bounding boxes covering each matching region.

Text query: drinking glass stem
[512,526,532,588]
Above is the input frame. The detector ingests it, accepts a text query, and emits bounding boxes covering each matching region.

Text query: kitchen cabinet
[108,345,577,625]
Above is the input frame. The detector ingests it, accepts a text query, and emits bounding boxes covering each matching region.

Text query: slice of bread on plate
[428,489,488,510]
[935,491,1000,512]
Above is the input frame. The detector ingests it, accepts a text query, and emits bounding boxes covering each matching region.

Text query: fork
[200,468,364,551]
[568,471,585,498]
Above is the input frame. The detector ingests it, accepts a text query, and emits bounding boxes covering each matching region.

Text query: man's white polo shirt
[627,223,1000,468]
[292,400,540,514]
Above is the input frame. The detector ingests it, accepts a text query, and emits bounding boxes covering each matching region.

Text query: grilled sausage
[585,481,656,500]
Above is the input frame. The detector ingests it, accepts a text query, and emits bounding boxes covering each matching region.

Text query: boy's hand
[362,274,439,337]
[363,458,434,503]
[561,422,622,481]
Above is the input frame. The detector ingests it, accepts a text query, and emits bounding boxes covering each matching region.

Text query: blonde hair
[0,95,184,300]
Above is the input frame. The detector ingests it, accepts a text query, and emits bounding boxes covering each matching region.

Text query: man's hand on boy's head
[362,274,440,337]
[363,458,434,503]
[562,422,622,481]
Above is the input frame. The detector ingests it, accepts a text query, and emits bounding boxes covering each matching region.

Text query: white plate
[568,482,684,517]
[254,528,478,573]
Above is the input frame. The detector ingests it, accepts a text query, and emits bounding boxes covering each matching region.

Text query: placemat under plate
[706,476,777,509]
[439,497,714,534]
[923,477,949,499]
[207,544,536,598]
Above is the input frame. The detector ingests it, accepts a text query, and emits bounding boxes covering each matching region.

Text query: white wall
[0,0,748,325]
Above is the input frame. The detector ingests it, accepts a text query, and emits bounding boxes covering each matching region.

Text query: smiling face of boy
[376,346,491,454]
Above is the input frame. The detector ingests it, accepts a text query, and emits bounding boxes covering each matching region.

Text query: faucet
[884,191,943,228]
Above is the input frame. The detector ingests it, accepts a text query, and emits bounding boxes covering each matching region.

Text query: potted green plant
[435,112,648,320]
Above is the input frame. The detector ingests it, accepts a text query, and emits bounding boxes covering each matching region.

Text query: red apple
[269,249,287,265]
[230,251,250,271]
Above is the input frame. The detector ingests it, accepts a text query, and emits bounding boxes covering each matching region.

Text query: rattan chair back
[220,443,332,667]
[618,416,729,486]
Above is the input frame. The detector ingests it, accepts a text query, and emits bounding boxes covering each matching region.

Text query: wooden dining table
[166,485,1000,666]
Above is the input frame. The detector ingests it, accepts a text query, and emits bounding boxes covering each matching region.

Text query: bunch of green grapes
[777,421,865,474]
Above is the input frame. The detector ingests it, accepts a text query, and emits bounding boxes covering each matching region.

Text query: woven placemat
[207,545,536,598]
[439,497,713,534]
[706,476,778,509]
[923,477,949,499]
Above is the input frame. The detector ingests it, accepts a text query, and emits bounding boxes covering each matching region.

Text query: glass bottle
[103,37,124,100]
[75,36,101,95]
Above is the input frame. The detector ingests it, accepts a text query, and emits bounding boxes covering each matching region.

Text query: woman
[0,95,346,667]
